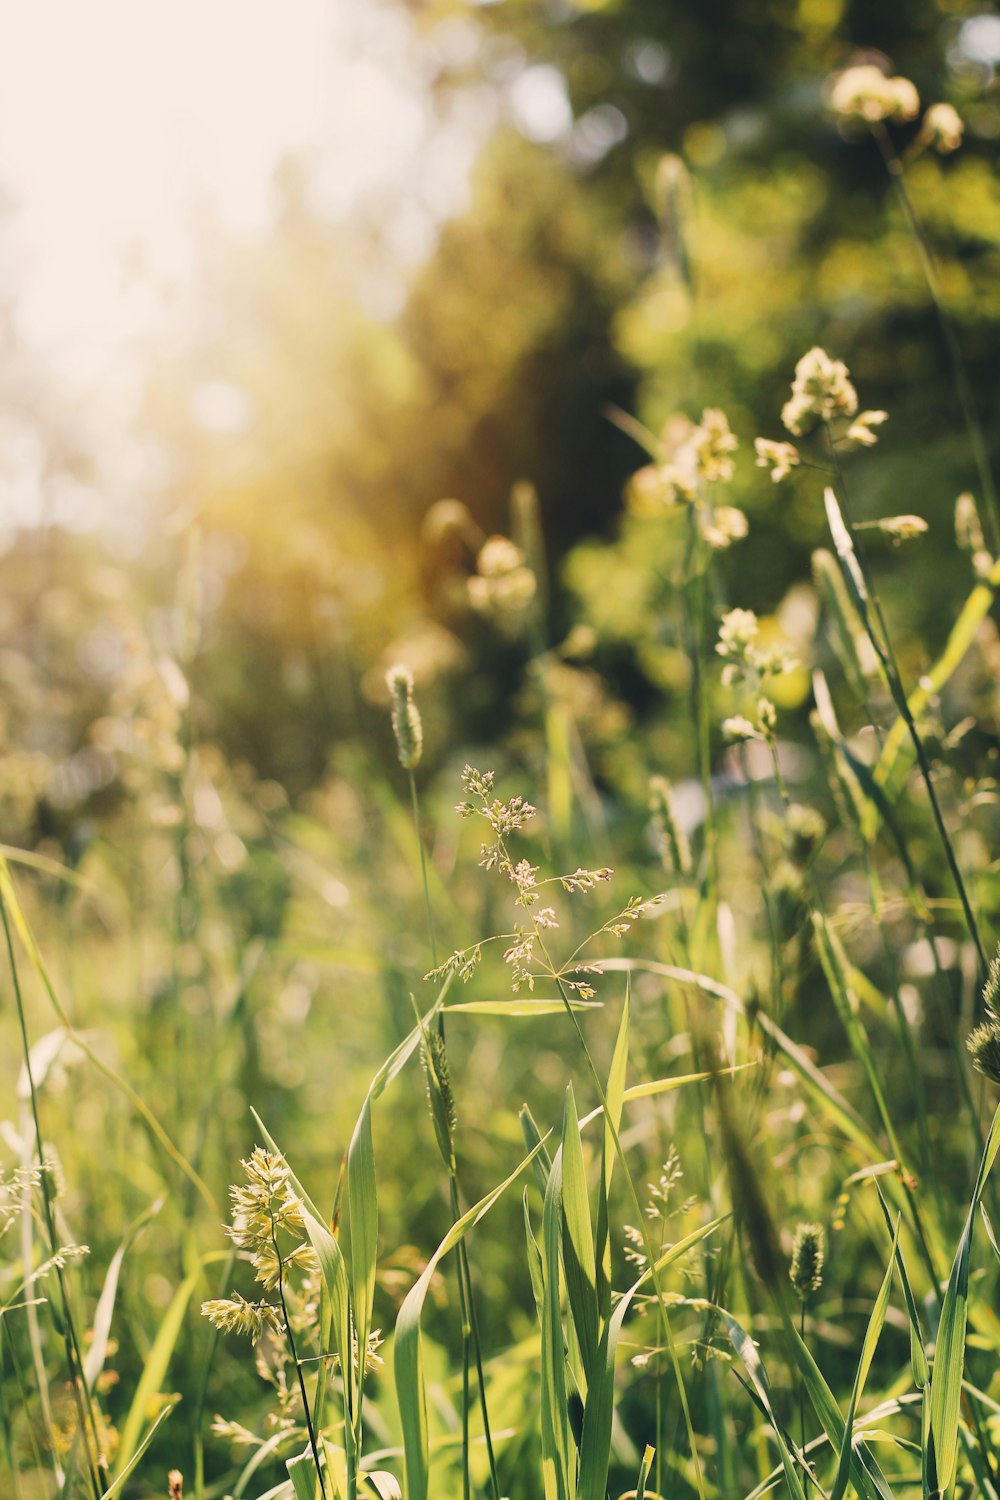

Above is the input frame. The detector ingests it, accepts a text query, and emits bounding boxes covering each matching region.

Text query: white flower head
[829,64,920,124]
[781,347,858,436]
[923,102,963,153]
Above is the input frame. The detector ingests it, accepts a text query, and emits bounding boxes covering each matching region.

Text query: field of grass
[4,49,1000,1500]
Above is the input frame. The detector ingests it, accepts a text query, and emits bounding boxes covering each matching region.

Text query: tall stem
[872,121,999,552]
[825,428,988,979]
[0,884,107,1500]
[273,1224,327,1500]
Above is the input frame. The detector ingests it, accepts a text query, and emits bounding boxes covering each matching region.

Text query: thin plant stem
[409,771,437,973]
[872,121,999,551]
[0,884,107,1500]
[824,426,989,979]
[409,767,500,1499]
[272,1222,327,1500]
[535,931,708,1500]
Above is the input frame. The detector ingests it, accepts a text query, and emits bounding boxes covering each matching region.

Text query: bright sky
[0,0,431,362]
[0,0,487,530]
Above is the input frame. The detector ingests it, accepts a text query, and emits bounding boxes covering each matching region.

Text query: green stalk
[535,930,708,1500]
[872,121,999,552]
[272,1222,327,1500]
[0,884,107,1500]
[409,768,500,1500]
[825,428,988,979]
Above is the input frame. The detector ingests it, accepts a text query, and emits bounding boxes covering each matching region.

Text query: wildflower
[844,410,889,448]
[468,535,537,618]
[627,464,683,515]
[560,866,614,892]
[722,715,761,743]
[828,64,920,124]
[781,347,858,436]
[386,665,423,771]
[701,505,748,550]
[756,697,778,736]
[169,1473,184,1500]
[754,438,800,483]
[789,1222,825,1300]
[422,497,478,546]
[691,407,738,483]
[716,607,759,661]
[923,102,963,153]
[649,775,691,876]
[872,515,928,545]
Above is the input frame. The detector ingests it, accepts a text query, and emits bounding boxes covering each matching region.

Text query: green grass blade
[578,1219,726,1500]
[782,1314,894,1500]
[875,1186,928,1390]
[596,997,629,1324]
[98,1398,178,1499]
[929,1101,1000,1493]
[831,1222,899,1500]
[393,1138,547,1500]
[634,1445,655,1500]
[349,1098,378,1408]
[83,1198,162,1391]
[722,1311,808,1500]
[540,1145,574,1500]
[561,1083,599,1380]
[875,558,1000,792]
[113,1256,221,1478]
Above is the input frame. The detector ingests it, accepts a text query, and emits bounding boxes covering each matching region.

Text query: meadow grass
[3,54,1000,1500]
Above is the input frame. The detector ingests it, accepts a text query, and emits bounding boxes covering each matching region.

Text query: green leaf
[782,1314,894,1500]
[929,1102,1000,1493]
[830,1222,898,1500]
[596,997,629,1324]
[875,1186,928,1390]
[561,1083,599,1380]
[393,1139,547,1500]
[113,1258,219,1478]
[578,1219,726,1500]
[722,1311,807,1500]
[349,1100,378,1417]
[98,1399,178,1499]
[540,1145,575,1500]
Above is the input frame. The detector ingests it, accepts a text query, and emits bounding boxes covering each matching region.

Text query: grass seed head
[386,663,423,771]
[967,1020,1000,1086]
[790,1221,825,1300]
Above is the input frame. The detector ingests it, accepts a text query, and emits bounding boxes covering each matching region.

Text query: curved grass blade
[578,1219,726,1500]
[830,1222,899,1500]
[929,1101,1000,1493]
[394,1137,547,1500]
[540,1144,574,1500]
[561,1083,599,1380]
[722,1310,808,1500]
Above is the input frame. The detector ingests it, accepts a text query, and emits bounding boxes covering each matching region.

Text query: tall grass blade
[393,1139,547,1500]
[830,1222,898,1500]
[929,1102,1000,1493]
[560,1084,599,1380]
[540,1145,574,1500]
